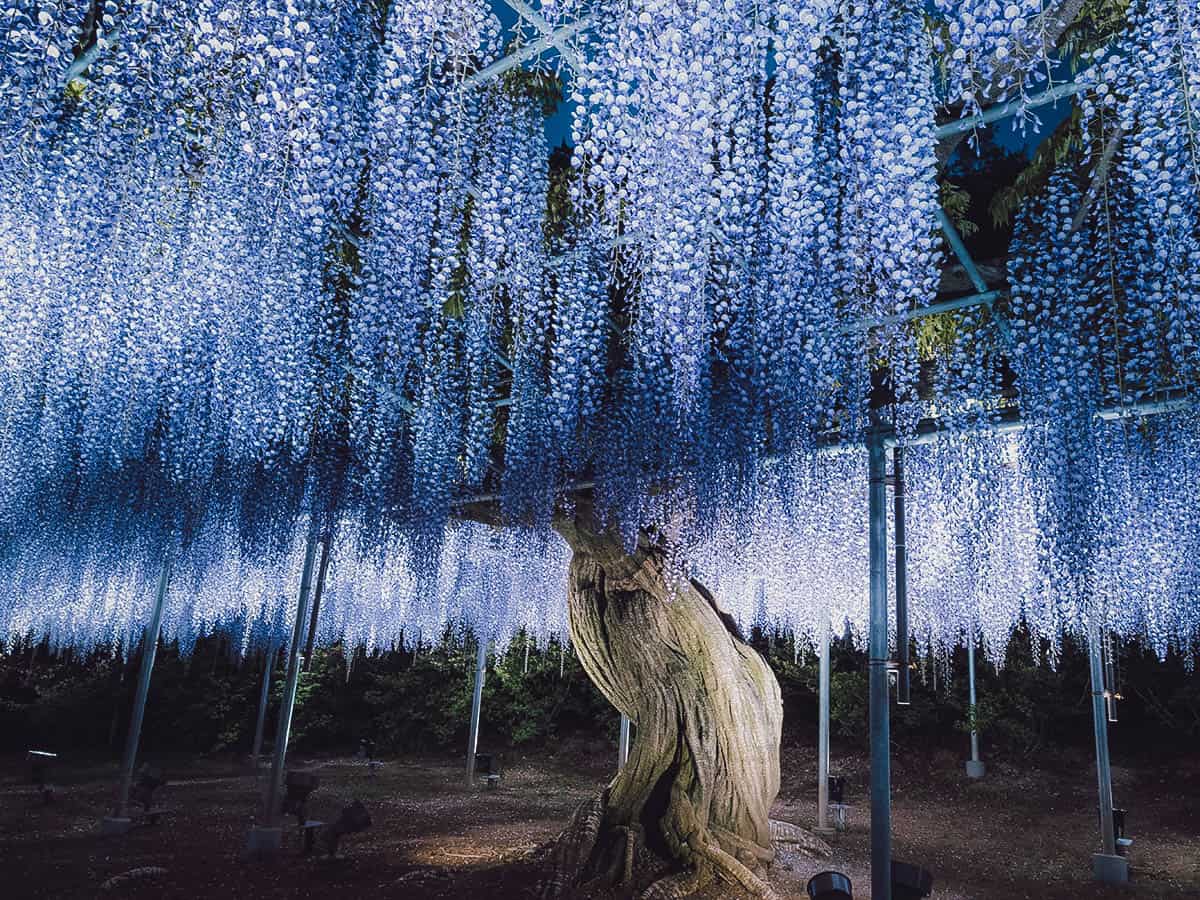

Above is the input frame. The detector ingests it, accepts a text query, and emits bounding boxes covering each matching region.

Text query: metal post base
[813,825,838,838]
[1093,853,1129,884]
[243,825,283,858]
[100,816,133,835]
[965,760,986,779]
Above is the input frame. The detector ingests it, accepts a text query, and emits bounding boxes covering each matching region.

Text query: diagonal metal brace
[500,0,583,74]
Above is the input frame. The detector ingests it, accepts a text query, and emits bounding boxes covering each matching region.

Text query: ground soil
[0,741,1197,899]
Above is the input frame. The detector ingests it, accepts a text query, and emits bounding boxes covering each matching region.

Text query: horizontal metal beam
[876,391,1192,450]
[935,75,1093,140]
[1095,389,1192,421]
[501,0,582,73]
[841,291,1002,333]
[458,389,1194,509]
[463,15,594,89]
[64,23,123,84]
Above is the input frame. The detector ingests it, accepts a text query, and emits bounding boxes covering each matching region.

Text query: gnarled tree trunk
[539,503,820,899]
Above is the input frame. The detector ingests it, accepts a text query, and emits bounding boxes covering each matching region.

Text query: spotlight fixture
[475,752,502,788]
[828,776,846,805]
[315,800,373,857]
[828,775,849,831]
[1112,807,1133,855]
[130,765,165,813]
[891,860,934,900]
[27,750,57,803]
[282,770,320,827]
[807,870,853,900]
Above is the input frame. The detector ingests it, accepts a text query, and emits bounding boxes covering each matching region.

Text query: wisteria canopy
[0,0,1196,660]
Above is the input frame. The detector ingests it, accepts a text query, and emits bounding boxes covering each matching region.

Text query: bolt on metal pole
[618,713,632,770]
[260,531,320,829]
[868,426,892,900]
[111,556,171,821]
[466,637,487,787]
[1088,617,1117,857]
[250,640,277,767]
[893,447,911,705]
[817,618,831,833]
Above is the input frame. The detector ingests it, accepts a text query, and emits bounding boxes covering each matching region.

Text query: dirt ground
[1,742,1197,899]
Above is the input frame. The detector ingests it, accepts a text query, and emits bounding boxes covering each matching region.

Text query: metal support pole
[250,641,277,767]
[817,619,832,835]
[893,446,910,706]
[1090,619,1117,855]
[868,426,892,900]
[618,714,632,770]
[466,638,488,787]
[246,530,319,855]
[965,631,985,778]
[302,536,332,670]
[103,556,171,831]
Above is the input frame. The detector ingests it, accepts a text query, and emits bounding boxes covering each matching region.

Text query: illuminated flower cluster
[762,0,848,447]
[1005,1,1199,637]
[932,0,1053,116]
[0,0,1195,667]
[570,0,771,421]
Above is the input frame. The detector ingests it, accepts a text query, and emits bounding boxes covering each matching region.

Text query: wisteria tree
[0,0,1196,897]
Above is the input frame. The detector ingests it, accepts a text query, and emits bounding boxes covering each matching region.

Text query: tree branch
[1069,124,1124,235]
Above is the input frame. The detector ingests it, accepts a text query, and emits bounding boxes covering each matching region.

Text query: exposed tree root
[537,792,606,899]
[99,867,168,891]
[768,818,832,857]
[637,865,711,900]
[696,839,781,900]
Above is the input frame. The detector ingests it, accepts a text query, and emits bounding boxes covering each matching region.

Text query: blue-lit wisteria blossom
[0,0,1195,668]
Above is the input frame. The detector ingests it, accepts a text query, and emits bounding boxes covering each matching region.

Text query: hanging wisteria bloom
[932,0,1056,117]
[570,0,771,422]
[762,0,849,448]
[838,0,942,436]
[2,0,1198,675]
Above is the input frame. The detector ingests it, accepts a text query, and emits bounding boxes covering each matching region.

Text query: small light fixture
[475,752,502,788]
[807,870,852,900]
[828,775,846,804]
[282,770,320,827]
[27,750,57,803]
[314,800,372,857]
[891,860,934,900]
[130,765,165,813]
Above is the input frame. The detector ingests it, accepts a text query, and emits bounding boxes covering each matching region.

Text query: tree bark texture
[539,503,822,899]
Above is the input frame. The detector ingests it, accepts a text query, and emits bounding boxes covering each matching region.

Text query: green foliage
[830,671,871,741]
[360,642,475,751]
[1058,0,1133,68]
[1,625,1197,764]
[989,110,1087,227]
[940,180,978,239]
